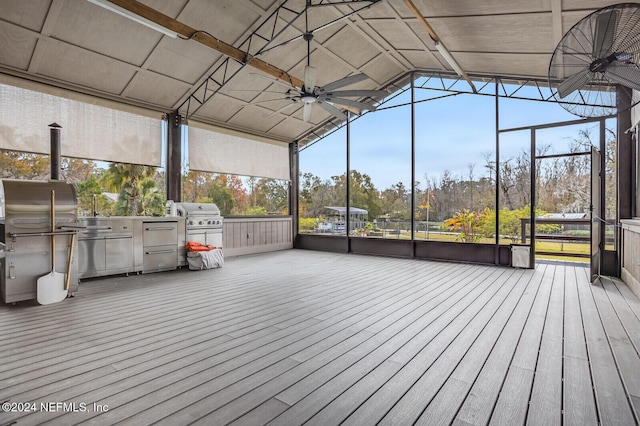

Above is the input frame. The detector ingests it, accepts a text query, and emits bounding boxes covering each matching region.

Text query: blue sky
[300,81,607,190]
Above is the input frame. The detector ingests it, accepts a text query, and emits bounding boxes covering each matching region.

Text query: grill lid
[175,202,221,217]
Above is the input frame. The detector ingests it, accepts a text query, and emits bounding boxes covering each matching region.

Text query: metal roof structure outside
[313,206,368,216]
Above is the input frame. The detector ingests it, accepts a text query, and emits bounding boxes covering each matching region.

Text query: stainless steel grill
[175,203,223,248]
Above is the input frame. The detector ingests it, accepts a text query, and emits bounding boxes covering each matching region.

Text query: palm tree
[139,180,165,216]
[103,163,156,216]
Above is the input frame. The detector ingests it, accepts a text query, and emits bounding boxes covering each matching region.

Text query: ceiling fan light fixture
[434,41,464,77]
[301,94,316,104]
[87,0,178,38]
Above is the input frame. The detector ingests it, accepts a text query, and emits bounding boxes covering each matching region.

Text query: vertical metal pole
[411,73,416,253]
[346,112,351,250]
[600,118,607,274]
[616,85,633,276]
[494,78,500,264]
[617,86,633,221]
[166,111,182,202]
[49,123,62,180]
[290,141,299,245]
[632,128,637,219]
[530,128,536,269]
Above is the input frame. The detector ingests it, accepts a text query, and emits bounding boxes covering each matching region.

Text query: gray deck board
[298,269,515,426]
[414,266,535,425]
[576,268,637,425]
[489,264,556,426]
[562,265,598,426]
[451,263,546,426]
[527,262,564,425]
[185,265,480,425]
[270,268,502,421]
[93,262,467,424]
[377,269,519,426]
[591,277,640,418]
[0,250,638,426]
[163,265,499,425]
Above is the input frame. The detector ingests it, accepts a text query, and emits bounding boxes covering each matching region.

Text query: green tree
[207,175,234,215]
[380,182,410,219]
[299,172,338,217]
[183,171,214,202]
[244,206,268,215]
[332,170,382,220]
[75,175,113,216]
[138,179,165,216]
[252,178,289,214]
[479,205,559,242]
[103,163,157,216]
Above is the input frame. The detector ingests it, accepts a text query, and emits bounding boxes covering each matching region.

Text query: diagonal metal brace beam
[177,0,381,119]
[104,0,381,120]
[103,0,305,88]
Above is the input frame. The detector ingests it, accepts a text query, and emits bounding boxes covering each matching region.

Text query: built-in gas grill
[175,203,224,249]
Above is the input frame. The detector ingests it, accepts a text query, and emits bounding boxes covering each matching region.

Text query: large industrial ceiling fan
[549,3,640,117]
[249,31,387,122]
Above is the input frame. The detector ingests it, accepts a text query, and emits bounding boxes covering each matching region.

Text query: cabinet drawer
[143,244,178,272]
[143,222,178,247]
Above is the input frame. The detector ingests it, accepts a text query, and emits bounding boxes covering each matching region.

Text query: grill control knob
[198,221,203,225]
[188,220,193,225]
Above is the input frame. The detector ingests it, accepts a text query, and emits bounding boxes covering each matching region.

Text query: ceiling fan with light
[249,29,387,123]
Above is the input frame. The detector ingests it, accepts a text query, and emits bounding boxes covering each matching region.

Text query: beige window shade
[0,82,162,166]
[188,123,290,180]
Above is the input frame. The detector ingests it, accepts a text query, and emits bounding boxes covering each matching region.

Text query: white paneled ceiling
[0,0,627,143]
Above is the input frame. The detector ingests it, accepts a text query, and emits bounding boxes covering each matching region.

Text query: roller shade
[0,82,162,166]
[188,122,290,180]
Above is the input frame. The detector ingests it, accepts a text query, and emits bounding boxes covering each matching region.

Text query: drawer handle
[145,227,176,231]
[145,249,177,255]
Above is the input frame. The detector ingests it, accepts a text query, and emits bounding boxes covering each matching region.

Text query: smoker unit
[175,202,224,248]
[0,179,79,303]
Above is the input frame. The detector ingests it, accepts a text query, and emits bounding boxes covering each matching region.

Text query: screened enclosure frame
[294,71,626,272]
[498,116,612,272]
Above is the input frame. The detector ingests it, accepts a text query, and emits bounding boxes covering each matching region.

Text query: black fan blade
[321,97,377,111]
[557,67,591,98]
[317,74,369,93]
[605,64,640,91]
[592,9,620,57]
[322,89,387,98]
[316,100,347,121]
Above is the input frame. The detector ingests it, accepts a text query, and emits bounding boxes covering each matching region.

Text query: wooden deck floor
[1,250,639,426]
